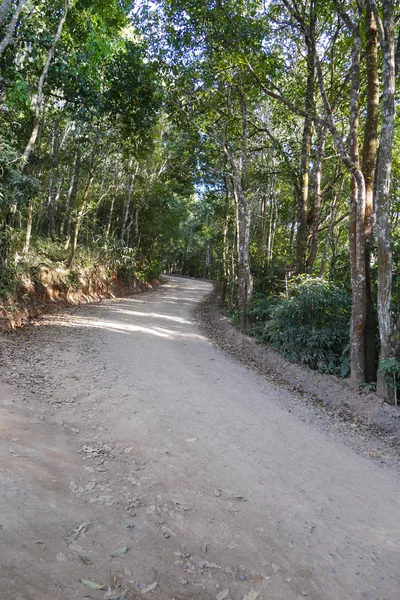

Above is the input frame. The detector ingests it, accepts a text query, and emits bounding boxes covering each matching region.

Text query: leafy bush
[255,277,351,376]
[0,262,18,300]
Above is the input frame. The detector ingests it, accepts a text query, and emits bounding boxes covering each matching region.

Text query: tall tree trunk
[0,0,13,27]
[306,125,326,274]
[0,0,28,57]
[133,205,140,243]
[373,0,396,399]
[348,23,367,387]
[64,150,80,249]
[47,128,60,238]
[319,183,342,277]
[259,193,267,261]
[221,174,230,305]
[120,170,134,240]
[22,200,33,255]
[269,195,278,261]
[362,2,379,382]
[105,196,115,246]
[315,11,367,385]
[296,6,315,274]
[22,0,69,164]
[68,170,94,269]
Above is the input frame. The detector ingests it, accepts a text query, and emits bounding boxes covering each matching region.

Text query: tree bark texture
[362,2,379,382]
[373,0,396,399]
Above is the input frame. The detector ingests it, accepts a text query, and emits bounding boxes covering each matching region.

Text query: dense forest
[0,0,399,403]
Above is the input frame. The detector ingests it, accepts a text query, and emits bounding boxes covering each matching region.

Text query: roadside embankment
[0,264,159,329]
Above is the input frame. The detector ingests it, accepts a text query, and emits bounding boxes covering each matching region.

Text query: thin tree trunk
[0,0,28,57]
[47,129,60,238]
[349,23,367,387]
[0,0,13,27]
[306,125,326,273]
[269,196,278,261]
[296,32,314,273]
[105,196,115,245]
[134,205,140,243]
[22,200,33,255]
[120,171,134,240]
[60,149,78,237]
[319,183,342,277]
[362,2,379,382]
[22,0,69,164]
[260,193,267,261]
[373,0,395,399]
[221,174,230,305]
[68,170,94,268]
[64,150,80,249]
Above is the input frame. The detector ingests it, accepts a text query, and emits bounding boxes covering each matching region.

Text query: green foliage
[254,278,351,375]
[0,263,18,301]
[378,358,400,403]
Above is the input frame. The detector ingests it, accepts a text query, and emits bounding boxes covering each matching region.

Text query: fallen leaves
[68,522,90,540]
[111,546,128,558]
[140,582,158,594]
[81,579,104,590]
[243,590,260,600]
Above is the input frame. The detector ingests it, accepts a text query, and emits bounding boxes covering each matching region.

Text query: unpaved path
[1,276,399,600]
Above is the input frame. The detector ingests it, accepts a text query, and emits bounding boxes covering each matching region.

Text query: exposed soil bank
[0,264,159,329]
[196,286,400,439]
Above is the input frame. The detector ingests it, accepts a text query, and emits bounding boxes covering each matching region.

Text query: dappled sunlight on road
[111,308,192,325]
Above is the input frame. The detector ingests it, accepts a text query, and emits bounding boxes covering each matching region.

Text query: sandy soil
[0,276,399,600]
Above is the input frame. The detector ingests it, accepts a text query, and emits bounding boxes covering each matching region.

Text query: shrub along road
[0,276,399,600]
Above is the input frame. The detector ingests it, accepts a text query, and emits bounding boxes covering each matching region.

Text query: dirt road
[1,276,399,600]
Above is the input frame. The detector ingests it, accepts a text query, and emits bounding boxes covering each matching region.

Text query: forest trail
[0,276,399,600]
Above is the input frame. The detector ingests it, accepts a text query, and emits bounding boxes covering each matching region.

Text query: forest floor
[0,275,399,600]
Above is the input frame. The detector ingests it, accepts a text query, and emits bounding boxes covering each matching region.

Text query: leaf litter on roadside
[111,546,128,558]
[140,582,158,594]
[68,522,90,541]
[81,579,105,590]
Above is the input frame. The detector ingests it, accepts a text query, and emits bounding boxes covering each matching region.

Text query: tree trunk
[373,0,395,399]
[22,200,33,255]
[296,7,315,274]
[269,195,278,261]
[63,150,80,248]
[221,174,230,305]
[0,0,13,27]
[319,182,342,277]
[306,125,326,274]
[348,22,367,387]
[68,170,94,269]
[362,2,379,382]
[0,0,28,57]
[22,0,69,164]
[105,196,115,246]
[120,171,134,240]
[315,11,367,386]
[47,129,60,238]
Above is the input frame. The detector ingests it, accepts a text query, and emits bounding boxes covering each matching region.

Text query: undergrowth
[248,277,351,377]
